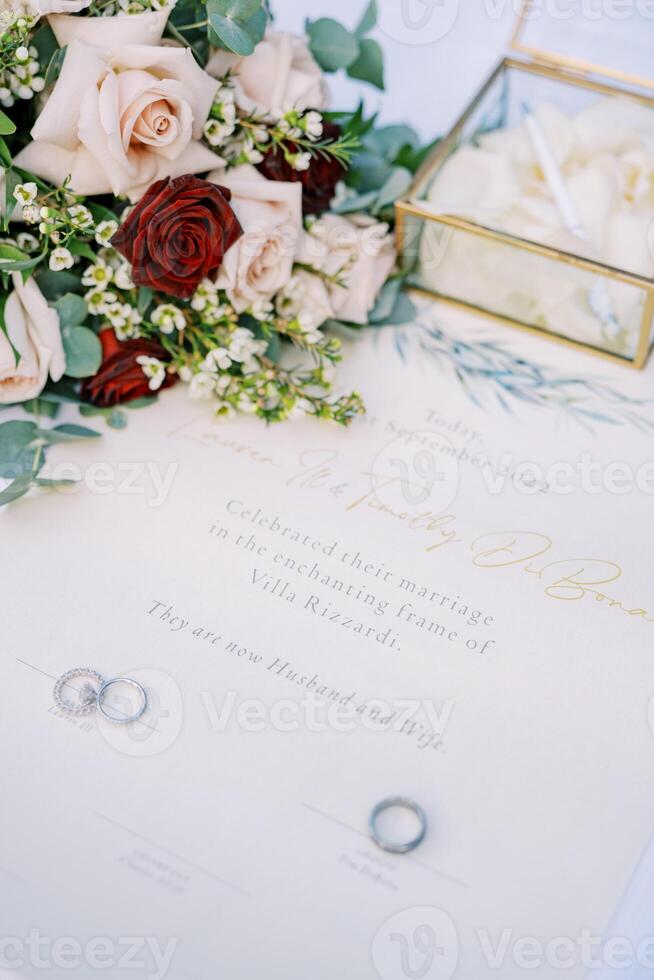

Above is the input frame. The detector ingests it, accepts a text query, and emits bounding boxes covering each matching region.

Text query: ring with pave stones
[53,668,147,725]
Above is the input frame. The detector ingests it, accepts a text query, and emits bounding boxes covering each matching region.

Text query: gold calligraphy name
[471,531,653,623]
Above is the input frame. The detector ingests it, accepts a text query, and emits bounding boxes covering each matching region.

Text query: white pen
[521,101,621,341]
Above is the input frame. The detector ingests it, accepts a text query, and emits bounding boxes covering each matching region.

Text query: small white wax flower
[237,394,257,414]
[13,182,38,206]
[204,119,229,147]
[201,347,231,372]
[136,355,166,391]
[113,262,133,290]
[15,46,29,63]
[288,398,313,420]
[191,279,219,311]
[85,289,115,315]
[304,111,323,140]
[151,303,186,334]
[243,139,263,164]
[21,205,40,224]
[82,261,113,289]
[68,204,93,229]
[250,298,273,321]
[289,152,311,172]
[94,220,118,246]
[17,232,39,253]
[49,247,74,271]
[188,371,216,400]
[298,310,317,333]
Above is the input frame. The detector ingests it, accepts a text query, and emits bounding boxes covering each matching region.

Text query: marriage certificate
[2,300,654,980]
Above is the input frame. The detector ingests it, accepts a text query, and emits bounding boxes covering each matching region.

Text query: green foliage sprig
[306,0,384,91]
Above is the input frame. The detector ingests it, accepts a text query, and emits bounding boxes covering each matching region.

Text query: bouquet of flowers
[0,0,433,504]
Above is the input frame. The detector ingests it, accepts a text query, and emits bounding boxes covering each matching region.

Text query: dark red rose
[257,121,346,215]
[110,174,242,300]
[80,330,176,407]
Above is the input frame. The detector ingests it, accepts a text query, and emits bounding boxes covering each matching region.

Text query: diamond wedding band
[53,668,148,725]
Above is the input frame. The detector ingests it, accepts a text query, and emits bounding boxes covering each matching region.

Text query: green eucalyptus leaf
[21,397,60,419]
[107,409,127,429]
[0,293,19,368]
[373,166,412,212]
[330,188,379,214]
[369,276,402,323]
[34,477,78,488]
[55,292,87,328]
[355,0,377,37]
[0,137,12,169]
[265,332,280,363]
[0,473,33,506]
[39,423,100,444]
[88,201,119,224]
[306,18,360,72]
[373,288,416,326]
[30,20,58,64]
[0,110,16,136]
[347,37,384,90]
[40,377,83,403]
[126,396,157,409]
[79,403,128,429]
[323,318,363,341]
[4,168,21,231]
[137,286,153,315]
[62,326,102,379]
[208,12,255,54]
[55,290,102,380]
[68,239,96,263]
[365,124,419,161]
[207,0,265,54]
[0,420,38,478]
[242,4,267,44]
[0,243,43,273]
[44,46,66,87]
[348,150,392,192]
[213,0,260,17]
[36,269,83,300]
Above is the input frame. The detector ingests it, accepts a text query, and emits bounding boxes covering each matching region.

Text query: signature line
[93,810,251,899]
[302,802,469,889]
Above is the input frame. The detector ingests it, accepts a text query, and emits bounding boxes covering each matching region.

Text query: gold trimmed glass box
[396,1,654,368]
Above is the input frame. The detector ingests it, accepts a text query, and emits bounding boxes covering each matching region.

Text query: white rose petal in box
[396,0,654,368]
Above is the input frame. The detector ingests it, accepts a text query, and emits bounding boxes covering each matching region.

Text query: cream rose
[207,30,328,118]
[0,274,65,404]
[15,40,223,201]
[2,0,90,14]
[299,214,396,324]
[47,7,171,47]
[209,164,302,313]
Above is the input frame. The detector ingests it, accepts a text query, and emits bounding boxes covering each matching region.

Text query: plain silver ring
[369,797,427,854]
[97,677,148,725]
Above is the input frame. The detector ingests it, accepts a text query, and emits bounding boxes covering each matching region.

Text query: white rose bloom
[15,40,224,201]
[14,0,91,14]
[299,214,396,325]
[206,30,328,119]
[0,273,65,404]
[47,6,171,46]
[208,164,302,313]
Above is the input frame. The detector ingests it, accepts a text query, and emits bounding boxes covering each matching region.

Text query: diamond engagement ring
[53,668,148,725]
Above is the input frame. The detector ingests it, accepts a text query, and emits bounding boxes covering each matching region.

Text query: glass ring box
[396,0,654,368]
